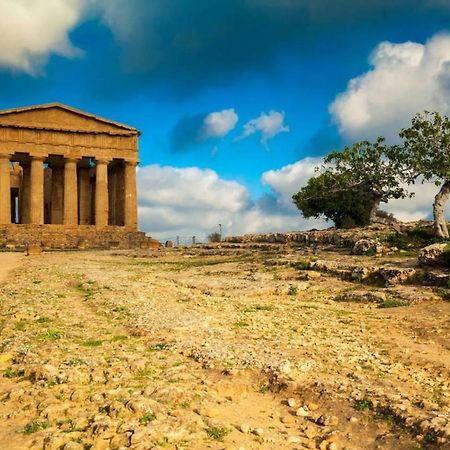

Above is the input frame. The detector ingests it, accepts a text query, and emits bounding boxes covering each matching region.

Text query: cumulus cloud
[0,0,87,74]
[330,34,450,141]
[201,108,238,139]
[170,108,238,151]
[238,111,290,148]
[137,160,326,241]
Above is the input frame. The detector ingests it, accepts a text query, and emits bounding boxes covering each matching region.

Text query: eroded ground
[0,246,449,450]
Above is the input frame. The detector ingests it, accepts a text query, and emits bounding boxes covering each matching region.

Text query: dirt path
[0,248,448,449]
[0,252,24,283]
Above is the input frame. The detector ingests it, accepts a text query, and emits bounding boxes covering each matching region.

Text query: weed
[82,339,103,347]
[23,421,50,434]
[287,285,298,296]
[111,335,128,343]
[32,280,41,284]
[36,317,52,324]
[365,248,376,257]
[136,369,154,379]
[14,320,27,331]
[156,437,169,447]
[206,426,228,442]
[67,358,87,366]
[243,304,274,313]
[3,367,21,378]
[291,260,310,270]
[379,299,408,308]
[139,413,156,425]
[149,342,170,351]
[353,398,373,411]
[233,320,249,328]
[112,306,129,313]
[39,329,64,340]
[259,385,270,394]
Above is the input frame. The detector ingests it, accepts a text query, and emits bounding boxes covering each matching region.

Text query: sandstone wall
[0,225,160,250]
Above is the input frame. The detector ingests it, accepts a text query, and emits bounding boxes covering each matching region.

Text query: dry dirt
[0,246,449,450]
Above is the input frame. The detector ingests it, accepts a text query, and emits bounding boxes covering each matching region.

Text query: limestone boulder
[418,243,449,266]
[352,239,384,256]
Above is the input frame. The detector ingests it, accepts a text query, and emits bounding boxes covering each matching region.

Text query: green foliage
[23,420,50,435]
[139,413,157,425]
[3,367,21,378]
[82,339,103,347]
[293,139,410,228]
[291,260,310,270]
[379,299,409,308]
[353,398,374,411]
[206,426,228,441]
[39,329,64,340]
[287,285,298,296]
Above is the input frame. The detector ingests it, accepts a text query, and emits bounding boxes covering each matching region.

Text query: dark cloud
[169,113,206,151]
[95,0,450,96]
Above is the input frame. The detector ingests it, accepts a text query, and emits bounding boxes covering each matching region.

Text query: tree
[292,138,409,228]
[399,112,450,238]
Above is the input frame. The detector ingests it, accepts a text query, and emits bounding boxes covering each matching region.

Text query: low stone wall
[0,224,160,250]
[223,224,392,248]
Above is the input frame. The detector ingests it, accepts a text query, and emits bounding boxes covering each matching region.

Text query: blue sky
[2,0,450,240]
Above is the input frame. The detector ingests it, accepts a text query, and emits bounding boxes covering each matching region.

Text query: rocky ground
[0,244,449,449]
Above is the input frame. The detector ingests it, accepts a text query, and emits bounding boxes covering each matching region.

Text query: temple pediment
[0,103,139,136]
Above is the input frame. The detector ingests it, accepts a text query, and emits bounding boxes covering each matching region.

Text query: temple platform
[0,224,160,250]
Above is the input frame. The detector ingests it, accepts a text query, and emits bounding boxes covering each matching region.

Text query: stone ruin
[0,102,158,250]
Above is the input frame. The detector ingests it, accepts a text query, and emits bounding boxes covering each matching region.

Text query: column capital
[30,155,46,162]
[96,158,111,165]
[64,157,79,164]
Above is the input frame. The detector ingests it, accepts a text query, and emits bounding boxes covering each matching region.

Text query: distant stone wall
[223,224,393,248]
[0,225,160,250]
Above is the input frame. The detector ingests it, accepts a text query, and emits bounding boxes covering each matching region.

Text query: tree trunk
[369,197,381,223]
[433,180,450,238]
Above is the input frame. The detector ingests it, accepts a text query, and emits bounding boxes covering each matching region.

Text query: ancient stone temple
[0,103,156,249]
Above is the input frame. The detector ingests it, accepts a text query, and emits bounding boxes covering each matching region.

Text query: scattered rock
[418,243,448,266]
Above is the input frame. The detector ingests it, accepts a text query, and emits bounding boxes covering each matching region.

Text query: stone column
[95,158,109,228]
[0,154,11,224]
[124,160,138,229]
[20,163,31,224]
[50,166,64,224]
[64,158,78,226]
[78,167,91,225]
[30,156,45,225]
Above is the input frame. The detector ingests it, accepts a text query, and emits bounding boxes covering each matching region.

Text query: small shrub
[3,367,21,378]
[111,335,128,343]
[291,260,310,270]
[14,320,27,331]
[39,329,64,340]
[149,342,170,351]
[36,317,52,324]
[207,232,221,243]
[379,299,408,308]
[139,413,156,425]
[287,285,298,296]
[206,426,228,441]
[233,321,249,328]
[112,306,129,313]
[82,339,103,347]
[353,398,373,411]
[23,421,50,435]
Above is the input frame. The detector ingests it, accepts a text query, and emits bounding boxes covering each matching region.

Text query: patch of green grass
[23,420,50,435]
[82,339,103,347]
[67,357,87,366]
[206,426,228,442]
[156,437,169,447]
[39,329,64,340]
[139,413,156,425]
[287,285,298,296]
[148,342,170,351]
[111,335,128,343]
[379,299,409,308]
[233,320,249,328]
[259,385,270,394]
[364,248,376,257]
[375,408,405,427]
[243,304,274,313]
[291,260,310,270]
[14,320,27,331]
[112,306,130,313]
[36,316,52,324]
[75,282,95,300]
[3,367,21,378]
[136,369,154,379]
[353,398,374,411]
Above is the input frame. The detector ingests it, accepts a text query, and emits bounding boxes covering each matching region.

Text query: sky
[2,0,450,241]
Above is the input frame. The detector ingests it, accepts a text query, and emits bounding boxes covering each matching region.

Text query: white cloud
[137,160,326,241]
[201,108,238,139]
[0,0,87,74]
[238,110,290,147]
[330,33,450,141]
